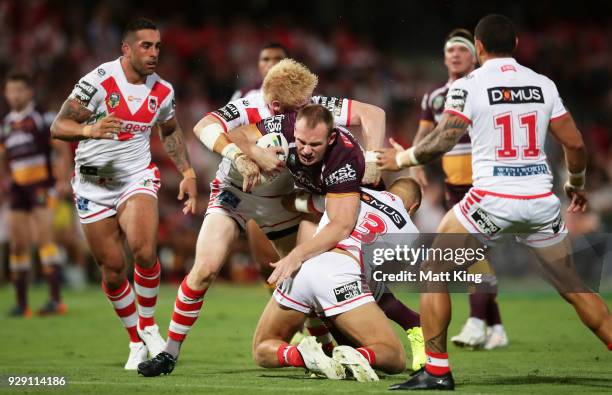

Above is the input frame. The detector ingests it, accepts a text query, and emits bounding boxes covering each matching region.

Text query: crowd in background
[0,0,610,284]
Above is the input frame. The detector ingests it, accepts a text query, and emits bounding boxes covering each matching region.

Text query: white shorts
[273,252,375,317]
[72,164,161,224]
[454,188,567,248]
[206,179,302,239]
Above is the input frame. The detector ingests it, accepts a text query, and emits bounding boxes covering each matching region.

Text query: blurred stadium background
[0,0,610,287]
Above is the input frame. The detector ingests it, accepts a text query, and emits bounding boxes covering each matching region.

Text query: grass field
[1,283,611,394]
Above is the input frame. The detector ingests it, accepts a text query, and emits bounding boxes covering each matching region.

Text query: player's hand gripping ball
[255,132,289,184]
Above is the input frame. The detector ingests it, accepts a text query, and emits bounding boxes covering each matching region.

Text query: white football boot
[451,317,486,349]
[125,341,148,370]
[332,346,379,382]
[137,324,166,358]
[297,336,345,379]
[484,325,509,350]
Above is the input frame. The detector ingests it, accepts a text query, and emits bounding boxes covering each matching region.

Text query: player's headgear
[474,14,517,55]
[444,28,476,58]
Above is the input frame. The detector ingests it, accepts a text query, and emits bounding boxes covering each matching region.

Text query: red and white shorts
[72,164,161,224]
[453,188,567,248]
[273,252,375,318]
[206,179,302,239]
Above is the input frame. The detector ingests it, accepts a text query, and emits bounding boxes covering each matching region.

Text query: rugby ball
[255,132,289,184]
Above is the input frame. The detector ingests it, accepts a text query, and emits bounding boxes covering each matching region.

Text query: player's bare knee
[102,269,126,289]
[130,244,157,267]
[188,260,221,288]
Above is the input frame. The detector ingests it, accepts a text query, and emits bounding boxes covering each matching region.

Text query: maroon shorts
[9,183,52,211]
[444,182,471,210]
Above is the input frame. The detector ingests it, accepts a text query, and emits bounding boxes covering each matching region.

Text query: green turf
[0,283,610,394]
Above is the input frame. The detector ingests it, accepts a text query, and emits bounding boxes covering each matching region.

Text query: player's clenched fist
[83,114,122,139]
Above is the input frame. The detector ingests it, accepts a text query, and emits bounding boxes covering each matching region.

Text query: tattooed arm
[376,113,469,171]
[158,116,198,214]
[50,98,121,141]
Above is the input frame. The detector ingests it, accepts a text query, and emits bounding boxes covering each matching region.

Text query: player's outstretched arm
[268,192,360,285]
[376,112,469,171]
[408,120,435,186]
[158,116,197,214]
[549,112,588,212]
[51,98,120,141]
[348,100,385,185]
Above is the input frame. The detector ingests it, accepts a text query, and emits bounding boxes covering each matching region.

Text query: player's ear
[271,100,282,114]
[408,202,420,217]
[327,130,336,145]
[121,41,131,57]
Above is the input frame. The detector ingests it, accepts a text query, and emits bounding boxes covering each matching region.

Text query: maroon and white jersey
[0,102,55,187]
[444,58,567,195]
[255,112,364,195]
[206,95,354,196]
[69,58,175,176]
[420,81,471,157]
[317,188,419,261]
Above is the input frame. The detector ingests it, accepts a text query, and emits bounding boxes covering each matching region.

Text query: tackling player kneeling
[252,178,422,381]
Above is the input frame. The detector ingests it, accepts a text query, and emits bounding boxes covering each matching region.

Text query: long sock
[469,293,490,320]
[39,243,63,303]
[486,293,502,326]
[305,317,335,355]
[102,279,140,343]
[356,347,376,366]
[134,261,161,329]
[276,343,305,367]
[378,292,421,330]
[425,349,450,376]
[10,254,31,309]
[166,277,207,358]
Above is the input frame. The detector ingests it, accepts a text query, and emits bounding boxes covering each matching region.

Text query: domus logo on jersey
[324,163,357,186]
[487,86,544,105]
[360,191,407,229]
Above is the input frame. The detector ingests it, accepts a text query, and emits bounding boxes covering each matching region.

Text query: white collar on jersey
[7,101,35,122]
[481,57,518,69]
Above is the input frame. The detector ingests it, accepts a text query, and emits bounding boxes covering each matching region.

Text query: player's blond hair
[263,58,318,109]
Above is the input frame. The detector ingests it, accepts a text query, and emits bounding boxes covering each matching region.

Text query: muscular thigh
[31,206,54,245]
[193,213,241,274]
[253,298,306,348]
[330,302,402,349]
[117,194,158,255]
[81,216,125,270]
[8,210,32,249]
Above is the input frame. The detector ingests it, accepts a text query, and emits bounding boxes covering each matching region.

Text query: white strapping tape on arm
[197,122,225,151]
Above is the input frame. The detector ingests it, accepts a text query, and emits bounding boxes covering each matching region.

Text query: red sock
[607,343,612,351]
[134,261,161,329]
[356,347,376,366]
[102,279,140,343]
[425,349,450,376]
[276,344,305,367]
[167,277,207,342]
